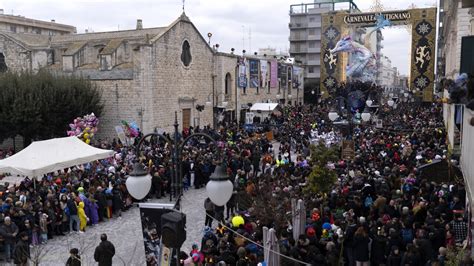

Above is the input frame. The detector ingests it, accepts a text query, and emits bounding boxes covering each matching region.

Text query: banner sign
[260,60,268,87]
[343,11,411,26]
[115,126,127,146]
[292,66,304,89]
[249,59,259,88]
[238,57,247,88]
[139,203,175,266]
[279,64,288,88]
[270,60,278,88]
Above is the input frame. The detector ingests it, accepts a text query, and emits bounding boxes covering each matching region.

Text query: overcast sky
[2,0,437,75]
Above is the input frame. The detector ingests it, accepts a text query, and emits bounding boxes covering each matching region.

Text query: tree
[304,142,339,196]
[0,71,103,144]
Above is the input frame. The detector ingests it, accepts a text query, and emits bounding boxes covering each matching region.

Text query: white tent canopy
[250,103,278,112]
[0,136,115,177]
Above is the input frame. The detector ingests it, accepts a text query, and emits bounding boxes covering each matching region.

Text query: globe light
[206,164,233,206]
[387,99,395,107]
[126,162,152,200]
[404,92,409,98]
[361,109,371,122]
[288,94,292,99]
[328,111,339,121]
[311,90,315,95]
[366,99,373,107]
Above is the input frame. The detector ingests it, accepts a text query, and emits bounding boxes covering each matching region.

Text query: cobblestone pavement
[26,187,209,266]
[28,141,283,265]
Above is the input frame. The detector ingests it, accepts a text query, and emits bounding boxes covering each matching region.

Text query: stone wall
[152,20,214,132]
[0,35,31,72]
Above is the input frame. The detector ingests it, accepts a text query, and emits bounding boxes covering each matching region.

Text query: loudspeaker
[161,211,186,248]
[460,36,474,75]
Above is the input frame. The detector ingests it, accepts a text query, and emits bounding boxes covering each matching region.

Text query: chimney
[51,19,55,23]
[85,29,88,33]
[0,9,4,15]
[136,19,143,30]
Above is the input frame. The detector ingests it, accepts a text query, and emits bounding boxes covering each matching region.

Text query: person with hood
[89,197,99,225]
[77,187,92,224]
[77,201,88,232]
[386,246,402,266]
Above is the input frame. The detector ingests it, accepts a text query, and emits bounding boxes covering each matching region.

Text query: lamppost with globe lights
[125,111,232,206]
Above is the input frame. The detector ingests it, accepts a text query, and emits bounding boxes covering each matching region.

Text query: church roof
[51,27,166,43]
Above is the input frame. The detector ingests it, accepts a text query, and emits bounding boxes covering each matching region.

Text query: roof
[52,27,166,43]
[250,103,279,111]
[100,38,123,55]
[0,31,50,47]
[63,41,87,55]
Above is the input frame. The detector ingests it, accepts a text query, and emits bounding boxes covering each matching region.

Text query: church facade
[0,13,303,141]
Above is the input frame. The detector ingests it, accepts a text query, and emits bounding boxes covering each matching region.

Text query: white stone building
[0,13,302,142]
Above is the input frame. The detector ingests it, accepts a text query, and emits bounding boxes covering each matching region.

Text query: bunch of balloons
[67,113,99,144]
[121,120,140,138]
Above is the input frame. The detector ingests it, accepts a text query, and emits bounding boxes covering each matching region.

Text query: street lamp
[387,99,395,107]
[126,112,216,203]
[206,163,233,206]
[328,109,340,121]
[366,99,373,107]
[361,107,371,122]
[126,162,152,200]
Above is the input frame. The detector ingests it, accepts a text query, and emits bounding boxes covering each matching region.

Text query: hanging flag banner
[139,203,175,266]
[249,59,259,88]
[238,57,247,88]
[279,64,288,88]
[292,66,304,89]
[270,60,278,88]
[260,60,268,87]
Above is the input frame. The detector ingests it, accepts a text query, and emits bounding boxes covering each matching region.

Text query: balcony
[289,48,308,54]
[289,35,307,41]
[289,23,308,29]
[308,46,321,53]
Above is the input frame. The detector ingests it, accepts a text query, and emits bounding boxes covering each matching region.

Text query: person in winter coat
[112,187,123,218]
[94,233,115,266]
[13,232,29,266]
[66,248,81,266]
[94,187,107,222]
[0,216,19,262]
[353,226,370,266]
[78,202,88,232]
[386,246,402,266]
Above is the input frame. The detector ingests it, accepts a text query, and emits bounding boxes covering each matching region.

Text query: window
[181,40,192,67]
[225,73,231,95]
[47,51,54,65]
[308,29,316,35]
[308,54,317,61]
[10,25,16,33]
[308,41,316,48]
[33,28,42,34]
[309,16,315,22]
[0,53,7,72]
[308,66,314,73]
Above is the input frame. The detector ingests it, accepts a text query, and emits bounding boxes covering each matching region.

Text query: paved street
[29,187,208,266]
[35,142,283,265]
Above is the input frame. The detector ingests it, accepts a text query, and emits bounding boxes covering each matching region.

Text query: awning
[250,103,278,112]
[0,136,115,177]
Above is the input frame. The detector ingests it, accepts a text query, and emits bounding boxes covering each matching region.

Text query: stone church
[0,13,301,141]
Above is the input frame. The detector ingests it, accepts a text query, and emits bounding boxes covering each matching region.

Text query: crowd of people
[0,82,470,265]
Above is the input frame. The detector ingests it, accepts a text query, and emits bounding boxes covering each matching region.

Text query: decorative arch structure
[320,8,437,102]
